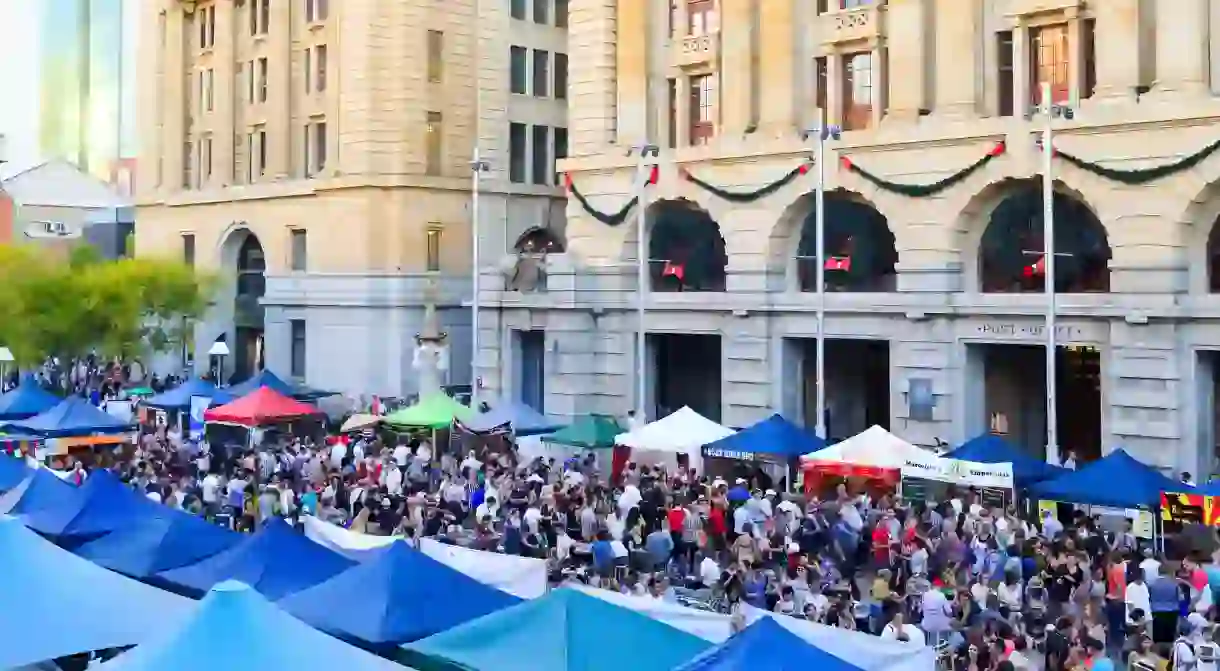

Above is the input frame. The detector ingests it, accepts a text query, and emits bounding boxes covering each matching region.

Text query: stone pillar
[164,7,187,192]
[568,0,617,154]
[615,0,650,145]
[719,0,754,136]
[1088,0,1142,103]
[826,52,843,129]
[1067,11,1085,104]
[267,0,292,177]
[870,43,886,126]
[933,0,980,118]
[214,0,236,185]
[756,0,797,135]
[883,0,925,122]
[1152,0,1210,98]
[675,77,691,147]
[1012,22,1030,117]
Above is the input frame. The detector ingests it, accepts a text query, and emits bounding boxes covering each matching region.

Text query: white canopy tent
[614,406,734,473]
[804,425,1013,490]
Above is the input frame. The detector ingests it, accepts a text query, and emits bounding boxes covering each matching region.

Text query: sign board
[901,477,1009,509]
[1160,492,1220,526]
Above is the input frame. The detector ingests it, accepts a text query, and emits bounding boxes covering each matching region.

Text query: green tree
[0,244,216,370]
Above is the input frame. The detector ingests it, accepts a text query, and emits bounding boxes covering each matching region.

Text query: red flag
[824,256,852,271]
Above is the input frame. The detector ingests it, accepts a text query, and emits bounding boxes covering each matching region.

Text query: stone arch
[216,226,267,382]
[769,189,897,292]
[1176,168,1220,294]
[642,198,728,292]
[963,178,1111,293]
[512,225,566,253]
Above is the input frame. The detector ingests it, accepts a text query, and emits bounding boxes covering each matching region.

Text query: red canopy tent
[203,386,322,426]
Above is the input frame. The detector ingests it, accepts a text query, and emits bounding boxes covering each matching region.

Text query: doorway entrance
[977,344,1102,462]
[801,339,890,440]
[650,334,722,422]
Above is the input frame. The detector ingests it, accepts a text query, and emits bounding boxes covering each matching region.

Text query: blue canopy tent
[2,467,79,515]
[76,509,242,579]
[156,518,355,599]
[1030,448,1190,509]
[702,413,826,460]
[2,396,135,437]
[226,369,336,401]
[945,434,1069,486]
[279,541,522,647]
[0,451,32,491]
[0,516,192,670]
[143,377,235,410]
[673,616,867,671]
[0,375,60,420]
[462,400,564,436]
[20,468,161,540]
[98,581,407,671]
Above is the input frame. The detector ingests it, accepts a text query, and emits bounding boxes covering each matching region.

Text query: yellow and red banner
[1161,491,1220,526]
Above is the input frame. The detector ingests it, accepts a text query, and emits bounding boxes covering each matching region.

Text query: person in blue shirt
[591,530,615,578]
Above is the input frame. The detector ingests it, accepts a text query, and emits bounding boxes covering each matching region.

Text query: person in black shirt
[1048,555,1085,615]
[1044,616,1074,671]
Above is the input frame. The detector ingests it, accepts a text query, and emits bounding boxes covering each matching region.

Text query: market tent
[1,467,79,515]
[156,518,356,599]
[2,395,135,437]
[143,377,235,410]
[75,509,242,578]
[0,375,60,420]
[0,515,191,670]
[1030,448,1190,509]
[541,413,623,449]
[340,413,382,433]
[384,392,473,429]
[400,587,710,671]
[203,386,323,426]
[226,369,336,401]
[802,424,934,480]
[20,468,160,539]
[615,406,734,471]
[674,616,866,671]
[945,433,1068,486]
[279,541,522,646]
[703,413,825,460]
[99,581,407,671]
[0,452,31,491]
[462,399,563,436]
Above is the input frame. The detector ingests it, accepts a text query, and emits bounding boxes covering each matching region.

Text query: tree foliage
[0,244,217,366]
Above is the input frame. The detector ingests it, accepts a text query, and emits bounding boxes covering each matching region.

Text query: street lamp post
[804,117,841,441]
[628,144,659,421]
[1034,82,1075,465]
[208,341,230,386]
[470,149,490,407]
[0,346,13,391]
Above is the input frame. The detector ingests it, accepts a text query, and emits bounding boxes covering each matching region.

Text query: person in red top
[707,501,727,562]
[872,515,893,569]
[667,503,687,568]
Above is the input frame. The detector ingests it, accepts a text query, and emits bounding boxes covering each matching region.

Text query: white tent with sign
[803,425,1013,490]
[614,406,735,472]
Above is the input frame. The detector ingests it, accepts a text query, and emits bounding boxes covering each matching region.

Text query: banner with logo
[188,395,209,440]
[1160,491,1220,526]
[900,456,1014,490]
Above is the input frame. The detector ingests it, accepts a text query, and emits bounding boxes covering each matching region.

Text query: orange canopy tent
[203,386,322,427]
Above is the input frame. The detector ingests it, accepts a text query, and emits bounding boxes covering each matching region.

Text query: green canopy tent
[400,587,710,671]
[540,414,623,449]
[383,392,473,430]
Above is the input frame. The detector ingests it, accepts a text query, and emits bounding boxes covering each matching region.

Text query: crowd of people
[20,391,1220,671]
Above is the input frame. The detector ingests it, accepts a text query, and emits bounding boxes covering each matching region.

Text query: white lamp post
[804,116,841,441]
[627,143,659,422]
[0,347,13,391]
[470,149,489,406]
[208,341,230,386]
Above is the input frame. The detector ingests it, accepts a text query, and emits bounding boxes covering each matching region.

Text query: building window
[290,229,308,271]
[427,30,444,82]
[510,0,526,20]
[247,60,255,102]
[205,68,214,111]
[199,4,215,49]
[553,126,567,184]
[531,125,549,185]
[249,126,267,181]
[815,56,828,117]
[689,74,715,145]
[997,30,1014,117]
[687,0,717,36]
[182,234,196,266]
[532,49,550,97]
[509,122,526,183]
[1030,23,1069,107]
[426,111,443,175]
[305,0,328,23]
[290,320,306,378]
[251,0,270,36]
[554,53,568,100]
[1082,19,1096,100]
[305,120,327,176]
[315,45,327,91]
[304,48,312,93]
[510,47,528,94]
[842,51,873,130]
[555,0,568,27]
[257,57,269,102]
[426,226,442,272]
[533,0,548,24]
[667,78,677,148]
[183,142,193,188]
[201,135,213,182]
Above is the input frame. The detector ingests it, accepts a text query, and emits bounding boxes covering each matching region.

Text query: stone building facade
[134,0,568,399]
[479,0,1220,475]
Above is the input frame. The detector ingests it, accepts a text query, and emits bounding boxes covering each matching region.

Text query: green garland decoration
[840,142,1007,197]
[1055,139,1220,185]
[680,162,812,202]
[563,169,657,227]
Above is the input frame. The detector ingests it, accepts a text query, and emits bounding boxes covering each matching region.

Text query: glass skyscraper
[38,0,138,194]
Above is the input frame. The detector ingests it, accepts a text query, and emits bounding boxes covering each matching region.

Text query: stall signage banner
[702,445,756,461]
[1160,492,1220,526]
[188,396,209,439]
[901,457,1013,489]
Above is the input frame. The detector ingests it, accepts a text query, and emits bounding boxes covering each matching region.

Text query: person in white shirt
[880,612,926,646]
[475,494,500,522]
[351,440,366,464]
[618,485,642,517]
[1139,550,1161,585]
[699,556,721,588]
[459,451,482,475]
[1126,569,1151,626]
[146,488,163,504]
[554,528,575,563]
[523,504,542,535]
[393,443,410,468]
[329,441,346,470]
[384,464,404,496]
[201,473,220,508]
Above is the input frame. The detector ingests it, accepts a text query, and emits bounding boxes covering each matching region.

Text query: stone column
[1152,0,1209,97]
[883,0,925,122]
[933,0,980,118]
[718,0,754,136]
[615,0,650,145]
[675,77,691,147]
[757,0,797,135]
[164,8,187,192]
[1088,0,1141,103]
[826,52,843,129]
[266,0,292,177]
[569,0,617,154]
[214,0,237,185]
[1012,21,1030,117]
[870,43,886,127]
[1067,12,1084,104]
